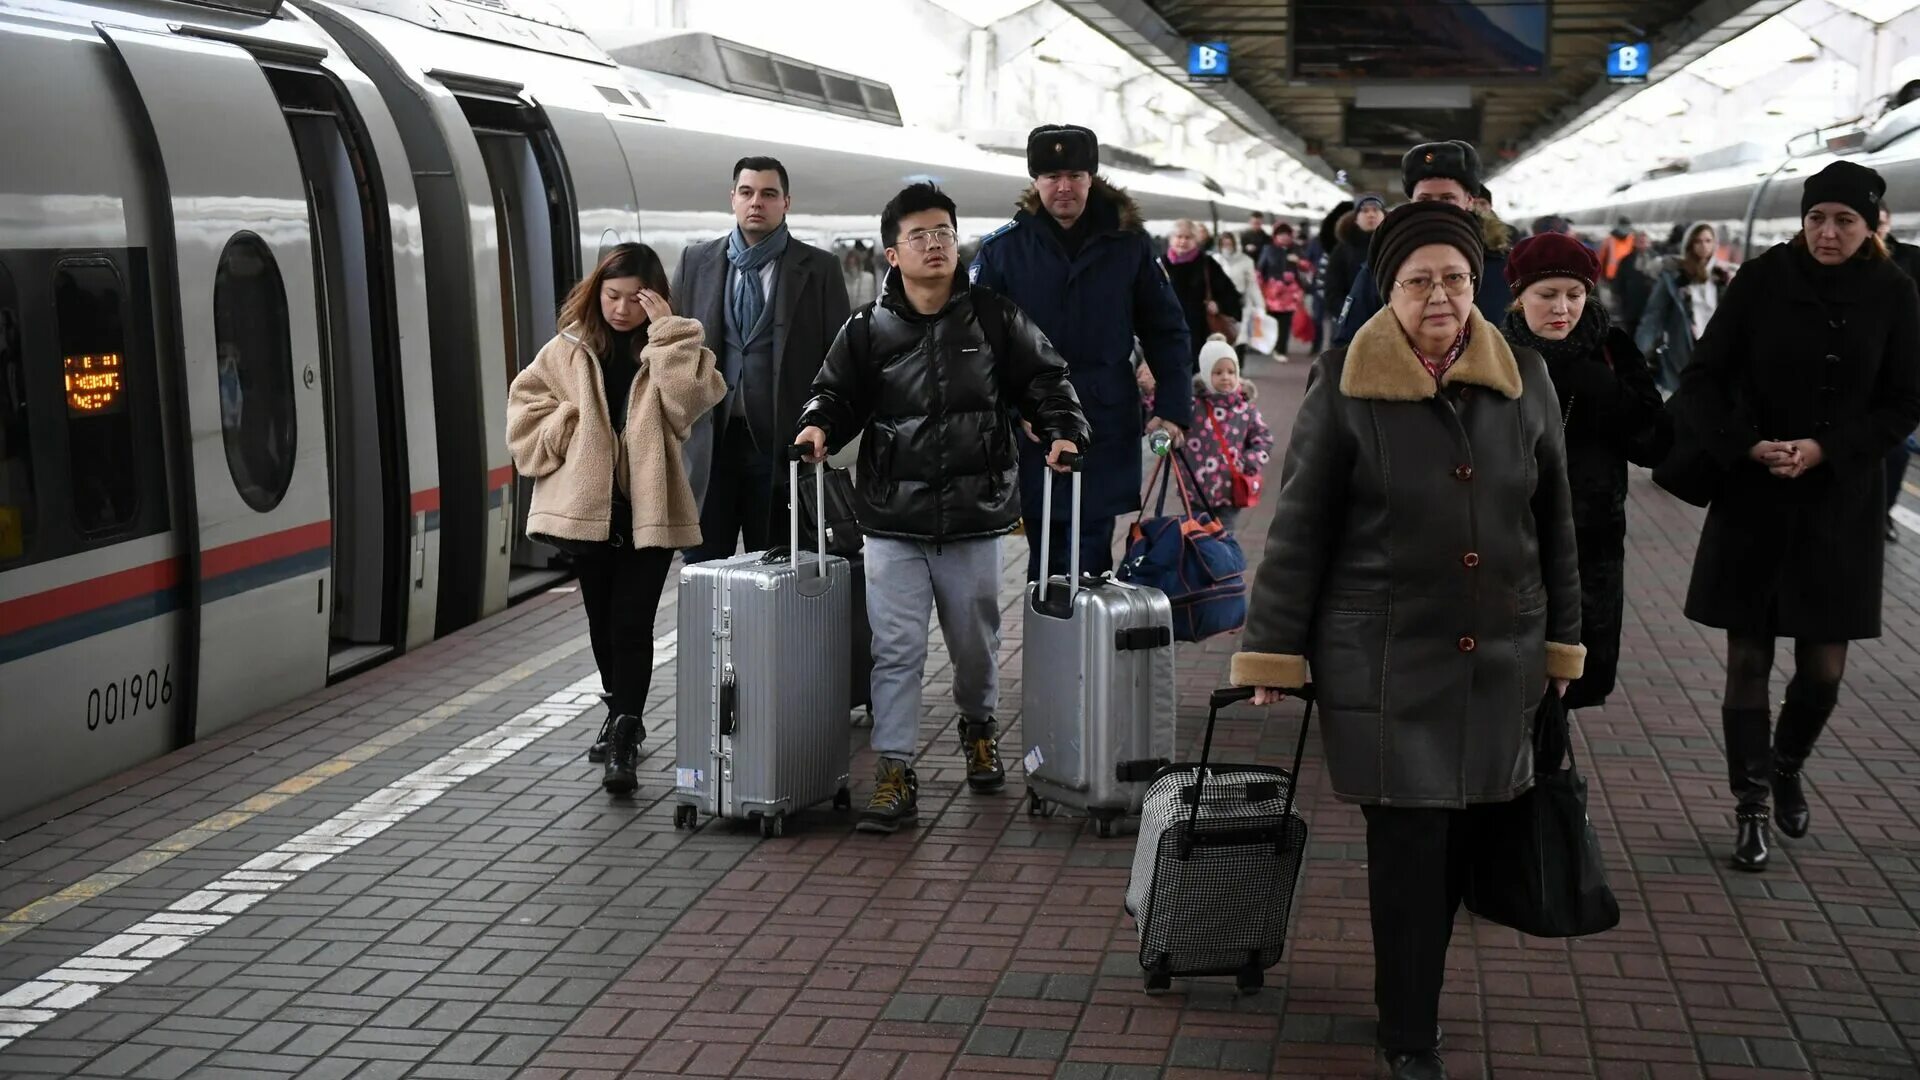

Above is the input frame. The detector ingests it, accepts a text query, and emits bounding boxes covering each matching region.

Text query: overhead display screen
[65,353,125,415]
[1291,1,1550,81]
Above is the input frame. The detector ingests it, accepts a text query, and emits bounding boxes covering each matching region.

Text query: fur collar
[1341,306,1523,402]
[1016,175,1144,233]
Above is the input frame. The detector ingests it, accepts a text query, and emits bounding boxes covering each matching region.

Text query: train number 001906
[87,666,172,730]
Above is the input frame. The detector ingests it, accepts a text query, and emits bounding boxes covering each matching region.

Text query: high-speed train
[0,0,1292,821]
[1556,98,1920,257]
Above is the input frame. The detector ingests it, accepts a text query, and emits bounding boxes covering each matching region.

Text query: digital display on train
[65,352,125,414]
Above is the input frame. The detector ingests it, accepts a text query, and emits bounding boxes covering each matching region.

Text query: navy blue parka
[970,177,1193,522]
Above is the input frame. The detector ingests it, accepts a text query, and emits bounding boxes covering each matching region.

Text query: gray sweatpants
[865,536,1002,758]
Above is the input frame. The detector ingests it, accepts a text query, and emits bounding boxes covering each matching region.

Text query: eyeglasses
[1393,272,1475,299]
[898,227,958,251]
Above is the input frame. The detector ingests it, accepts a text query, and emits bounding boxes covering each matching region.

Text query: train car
[1556,98,1920,258]
[0,0,1289,821]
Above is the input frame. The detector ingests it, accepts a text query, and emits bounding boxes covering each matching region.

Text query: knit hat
[1400,141,1482,198]
[1197,333,1238,375]
[1504,231,1600,293]
[1369,201,1485,300]
[1353,192,1387,213]
[1801,160,1885,226]
[1027,125,1099,177]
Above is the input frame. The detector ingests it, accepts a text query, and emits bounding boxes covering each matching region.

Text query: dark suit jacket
[671,232,851,504]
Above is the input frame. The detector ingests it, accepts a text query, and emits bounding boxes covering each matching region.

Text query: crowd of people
[505,126,1920,1080]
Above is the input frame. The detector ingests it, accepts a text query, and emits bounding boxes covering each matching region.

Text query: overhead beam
[1495,0,1796,174]
[1050,0,1338,181]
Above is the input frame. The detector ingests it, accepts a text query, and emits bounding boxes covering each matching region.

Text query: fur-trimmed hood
[1341,305,1524,402]
[1016,175,1145,234]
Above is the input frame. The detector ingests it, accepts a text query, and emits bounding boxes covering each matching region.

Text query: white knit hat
[1197,333,1237,376]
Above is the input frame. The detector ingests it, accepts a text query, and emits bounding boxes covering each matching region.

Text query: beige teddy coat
[506,315,727,550]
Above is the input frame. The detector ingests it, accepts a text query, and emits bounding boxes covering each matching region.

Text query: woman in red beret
[1502,232,1672,714]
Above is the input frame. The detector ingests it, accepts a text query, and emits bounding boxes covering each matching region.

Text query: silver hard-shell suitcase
[1021,454,1177,837]
[672,452,853,837]
[1122,686,1313,994]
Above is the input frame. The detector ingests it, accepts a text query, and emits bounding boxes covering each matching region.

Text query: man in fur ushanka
[971,125,1193,581]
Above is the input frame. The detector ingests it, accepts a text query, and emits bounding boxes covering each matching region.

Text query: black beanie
[1400,140,1482,198]
[1027,125,1099,177]
[1801,160,1885,227]
[1369,201,1485,301]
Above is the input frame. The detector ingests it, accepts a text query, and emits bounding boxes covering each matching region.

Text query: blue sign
[1607,42,1651,81]
[1188,41,1229,79]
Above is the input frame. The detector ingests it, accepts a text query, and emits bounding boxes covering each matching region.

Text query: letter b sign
[1187,41,1229,78]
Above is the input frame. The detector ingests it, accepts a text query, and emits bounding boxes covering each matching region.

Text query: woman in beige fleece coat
[507,243,726,797]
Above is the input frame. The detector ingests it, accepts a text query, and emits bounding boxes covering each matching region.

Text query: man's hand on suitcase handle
[793,427,828,465]
[1047,441,1080,474]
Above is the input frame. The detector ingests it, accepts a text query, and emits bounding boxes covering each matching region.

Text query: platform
[2,351,1918,1080]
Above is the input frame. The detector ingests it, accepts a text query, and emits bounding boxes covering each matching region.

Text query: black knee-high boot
[1772,678,1837,839]
[1723,707,1772,871]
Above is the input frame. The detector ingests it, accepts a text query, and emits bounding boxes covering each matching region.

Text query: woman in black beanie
[1671,160,1920,870]
[1230,201,1586,1080]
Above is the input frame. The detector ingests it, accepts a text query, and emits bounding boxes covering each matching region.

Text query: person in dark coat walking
[1636,222,1735,394]
[1233,202,1586,1080]
[1333,142,1512,346]
[1876,206,1920,538]
[970,125,1194,580]
[1501,233,1672,712]
[1323,194,1386,325]
[1161,219,1243,371]
[1672,161,1920,872]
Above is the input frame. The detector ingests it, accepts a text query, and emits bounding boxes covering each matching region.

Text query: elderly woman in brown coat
[1232,202,1585,1080]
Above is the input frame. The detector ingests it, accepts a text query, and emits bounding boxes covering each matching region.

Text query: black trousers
[575,544,674,717]
[686,419,779,563]
[1362,804,1479,1054]
[1023,514,1115,582]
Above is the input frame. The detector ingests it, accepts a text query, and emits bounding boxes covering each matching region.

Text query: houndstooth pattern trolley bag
[1120,686,1313,994]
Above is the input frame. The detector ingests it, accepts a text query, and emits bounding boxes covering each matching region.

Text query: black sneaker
[587,693,616,763]
[601,714,643,797]
[856,758,919,833]
[957,716,1006,793]
[1381,1050,1448,1080]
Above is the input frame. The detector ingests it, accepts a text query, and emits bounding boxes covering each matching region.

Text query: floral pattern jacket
[1181,389,1273,511]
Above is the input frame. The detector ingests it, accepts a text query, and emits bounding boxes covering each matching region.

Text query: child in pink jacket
[1182,335,1272,532]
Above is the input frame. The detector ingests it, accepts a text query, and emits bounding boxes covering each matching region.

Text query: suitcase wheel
[1025,790,1056,818]
[833,787,852,812]
[1090,812,1121,839]
[1144,959,1172,994]
[1236,953,1264,996]
[673,805,697,830]
[759,812,786,839]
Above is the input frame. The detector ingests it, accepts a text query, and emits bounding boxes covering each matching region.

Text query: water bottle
[1148,428,1173,456]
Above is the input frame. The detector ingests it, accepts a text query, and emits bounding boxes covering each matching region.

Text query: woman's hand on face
[1250,686,1286,706]
[636,288,673,323]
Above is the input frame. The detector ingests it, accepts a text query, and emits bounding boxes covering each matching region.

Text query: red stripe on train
[489,465,514,489]
[411,488,440,514]
[0,521,331,638]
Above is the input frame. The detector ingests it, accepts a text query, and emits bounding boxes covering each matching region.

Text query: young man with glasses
[1332,141,1515,347]
[795,183,1088,832]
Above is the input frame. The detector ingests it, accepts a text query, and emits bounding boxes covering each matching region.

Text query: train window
[55,260,140,535]
[0,262,28,562]
[214,233,297,513]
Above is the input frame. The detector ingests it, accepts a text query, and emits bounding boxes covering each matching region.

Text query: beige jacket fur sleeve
[506,314,727,550]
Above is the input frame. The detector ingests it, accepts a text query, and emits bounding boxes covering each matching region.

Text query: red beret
[1504,232,1600,293]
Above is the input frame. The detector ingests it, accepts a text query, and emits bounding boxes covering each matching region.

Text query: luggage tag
[1023,745,1045,773]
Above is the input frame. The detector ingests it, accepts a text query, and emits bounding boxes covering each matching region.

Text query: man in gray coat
[675,156,852,561]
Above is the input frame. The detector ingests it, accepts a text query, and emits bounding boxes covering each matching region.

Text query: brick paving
[2,351,1918,1079]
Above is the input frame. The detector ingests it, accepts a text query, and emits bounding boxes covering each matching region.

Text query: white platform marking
[0,633,676,1051]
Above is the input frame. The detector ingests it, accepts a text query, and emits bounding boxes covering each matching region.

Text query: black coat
[1322,227,1371,322]
[1229,306,1586,807]
[1677,242,1920,640]
[1530,322,1671,709]
[797,273,1089,543]
[1160,254,1242,368]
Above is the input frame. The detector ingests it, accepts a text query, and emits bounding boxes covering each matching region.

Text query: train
[0,0,1296,821]
[1554,97,1920,257]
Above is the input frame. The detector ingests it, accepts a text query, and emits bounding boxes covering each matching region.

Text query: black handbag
[1651,426,1723,508]
[795,464,862,556]
[1461,692,1622,938]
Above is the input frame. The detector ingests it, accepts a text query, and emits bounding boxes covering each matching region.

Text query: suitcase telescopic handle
[785,445,827,581]
[1035,450,1084,604]
[1186,685,1316,842]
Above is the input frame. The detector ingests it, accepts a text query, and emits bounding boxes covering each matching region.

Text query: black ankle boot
[602,714,643,797]
[588,693,616,763]
[1723,708,1772,871]
[1380,1050,1448,1080]
[1772,679,1836,840]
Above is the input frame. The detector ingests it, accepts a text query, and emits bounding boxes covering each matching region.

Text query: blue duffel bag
[1118,451,1248,642]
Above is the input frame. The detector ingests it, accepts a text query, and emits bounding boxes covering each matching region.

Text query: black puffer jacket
[798,272,1089,543]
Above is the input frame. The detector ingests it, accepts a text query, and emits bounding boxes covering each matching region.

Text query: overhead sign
[1607,42,1651,84]
[1188,41,1229,81]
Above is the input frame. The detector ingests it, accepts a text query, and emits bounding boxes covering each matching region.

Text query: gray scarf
[726,223,789,342]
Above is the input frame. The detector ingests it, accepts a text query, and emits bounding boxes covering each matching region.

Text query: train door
[442,74,580,599]
[263,62,409,680]
[98,27,332,736]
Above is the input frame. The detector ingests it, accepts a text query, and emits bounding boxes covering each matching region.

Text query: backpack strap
[967,285,1013,360]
